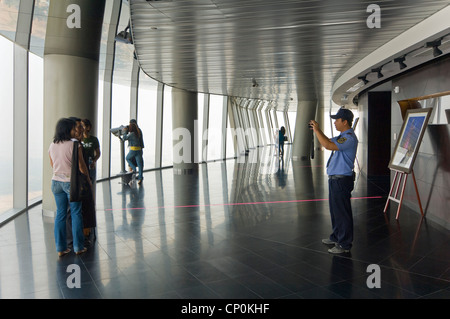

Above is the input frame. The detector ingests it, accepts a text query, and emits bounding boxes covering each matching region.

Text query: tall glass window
[0,36,14,214]
[96,0,115,180]
[277,111,286,134]
[225,111,235,159]
[0,0,19,41]
[161,85,173,167]
[260,102,269,145]
[257,102,266,145]
[110,2,133,175]
[137,71,158,169]
[28,52,44,202]
[110,79,131,175]
[29,0,49,57]
[287,111,296,140]
[269,110,278,144]
[96,78,105,179]
[197,93,205,162]
[207,94,224,161]
[247,107,258,148]
[241,106,253,148]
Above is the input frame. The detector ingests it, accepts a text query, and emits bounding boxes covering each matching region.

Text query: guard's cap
[330,108,354,123]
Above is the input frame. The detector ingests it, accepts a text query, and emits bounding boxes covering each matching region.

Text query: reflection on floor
[0,145,449,301]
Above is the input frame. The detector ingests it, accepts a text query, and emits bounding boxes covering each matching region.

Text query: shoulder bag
[70,141,90,202]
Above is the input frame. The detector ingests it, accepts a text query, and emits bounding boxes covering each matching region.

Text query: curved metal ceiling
[129,0,450,111]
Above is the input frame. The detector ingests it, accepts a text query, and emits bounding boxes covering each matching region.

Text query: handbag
[70,141,90,202]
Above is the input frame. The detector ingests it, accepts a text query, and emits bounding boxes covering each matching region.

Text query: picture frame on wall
[388,108,432,174]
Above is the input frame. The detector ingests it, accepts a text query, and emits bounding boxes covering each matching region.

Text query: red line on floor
[102,196,383,212]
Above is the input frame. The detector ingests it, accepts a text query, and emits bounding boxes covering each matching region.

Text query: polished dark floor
[1,145,449,300]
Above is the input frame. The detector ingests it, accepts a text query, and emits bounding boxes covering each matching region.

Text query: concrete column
[292,100,317,161]
[172,88,198,174]
[42,0,105,214]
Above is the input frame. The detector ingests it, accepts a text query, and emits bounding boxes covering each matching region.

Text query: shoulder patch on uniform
[337,137,347,144]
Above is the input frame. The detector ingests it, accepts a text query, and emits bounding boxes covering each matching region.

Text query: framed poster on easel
[384,108,432,219]
[388,108,432,174]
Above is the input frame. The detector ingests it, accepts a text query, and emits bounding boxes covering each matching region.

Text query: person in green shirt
[81,119,101,194]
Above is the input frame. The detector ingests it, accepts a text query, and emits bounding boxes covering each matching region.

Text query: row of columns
[41,0,317,213]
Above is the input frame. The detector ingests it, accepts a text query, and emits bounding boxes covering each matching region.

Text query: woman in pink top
[49,118,90,257]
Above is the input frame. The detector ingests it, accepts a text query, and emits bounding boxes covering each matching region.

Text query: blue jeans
[51,180,84,253]
[126,150,144,181]
[279,141,284,157]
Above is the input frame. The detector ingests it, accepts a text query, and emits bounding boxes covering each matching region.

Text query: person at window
[48,118,89,257]
[130,119,144,149]
[127,119,144,172]
[123,122,144,185]
[309,108,358,254]
[279,126,286,157]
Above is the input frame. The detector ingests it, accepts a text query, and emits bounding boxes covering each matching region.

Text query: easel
[383,168,424,220]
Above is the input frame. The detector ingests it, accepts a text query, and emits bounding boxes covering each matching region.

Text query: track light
[371,67,383,78]
[433,46,443,57]
[426,40,443,57]
[358,75,368,85]
[394,56,407,70]
[115,22,133,44]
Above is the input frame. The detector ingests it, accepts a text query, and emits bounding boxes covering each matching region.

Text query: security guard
[309,108,358,254]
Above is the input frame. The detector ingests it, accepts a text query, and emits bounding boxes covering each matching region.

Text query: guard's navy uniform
[327,128,358,250]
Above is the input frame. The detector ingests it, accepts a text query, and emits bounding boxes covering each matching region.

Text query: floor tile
[0,146,449,304]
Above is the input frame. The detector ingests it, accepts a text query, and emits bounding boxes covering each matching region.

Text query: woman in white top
[48,118,90,257]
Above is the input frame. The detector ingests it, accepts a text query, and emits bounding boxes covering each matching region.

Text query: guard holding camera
[309,108,358,254]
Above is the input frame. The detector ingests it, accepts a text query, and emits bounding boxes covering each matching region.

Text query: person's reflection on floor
[117,183,146,233]
[276,158,287,189]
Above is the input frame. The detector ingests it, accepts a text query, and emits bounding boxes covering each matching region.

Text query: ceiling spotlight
[115,22,133,44]
[357,75,368,85]
[371,67,383,78]
[394,56,407,70]
[252,78,259,87]
[426,40,443,57]
[433,46,443,57]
